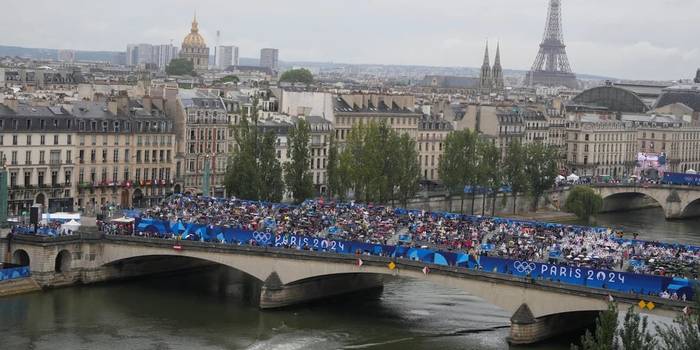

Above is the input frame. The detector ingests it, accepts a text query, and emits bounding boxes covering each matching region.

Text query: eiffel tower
[525,0,578,89]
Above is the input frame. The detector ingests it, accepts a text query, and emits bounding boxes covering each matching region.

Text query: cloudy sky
[2,0,699,80]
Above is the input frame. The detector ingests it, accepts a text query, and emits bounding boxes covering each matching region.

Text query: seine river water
[1,208,698,350]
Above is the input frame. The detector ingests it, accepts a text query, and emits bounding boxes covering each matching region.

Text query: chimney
[107,97,118,115]
[4,97,18,111]
[116,90,129,114]
[142,95,152,114]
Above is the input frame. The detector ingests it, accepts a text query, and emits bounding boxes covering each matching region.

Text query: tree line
[438,129,560,215]
[225,112,564,210]
[326,121,421,207]
[571,294,700,350]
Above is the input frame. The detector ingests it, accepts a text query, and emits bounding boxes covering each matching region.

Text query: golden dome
[182,15,207,48]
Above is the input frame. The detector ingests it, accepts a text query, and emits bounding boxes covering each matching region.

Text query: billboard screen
[635,152,667,178]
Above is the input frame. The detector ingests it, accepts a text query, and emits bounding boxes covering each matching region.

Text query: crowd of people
[124,195,699,281]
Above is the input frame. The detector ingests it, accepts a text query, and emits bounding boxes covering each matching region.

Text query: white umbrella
[61,219,81,232]
[567,174,580,181]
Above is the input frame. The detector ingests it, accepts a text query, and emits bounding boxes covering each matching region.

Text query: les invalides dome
[180,14,210,71]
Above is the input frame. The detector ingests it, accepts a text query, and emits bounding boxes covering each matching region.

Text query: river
[0,208,697,350]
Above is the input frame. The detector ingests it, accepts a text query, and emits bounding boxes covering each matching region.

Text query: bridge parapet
[2,234,694,344]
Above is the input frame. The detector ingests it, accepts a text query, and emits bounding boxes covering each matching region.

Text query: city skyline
[1,0,699,80]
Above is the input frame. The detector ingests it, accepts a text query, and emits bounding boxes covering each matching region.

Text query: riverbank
[0,277,41,297]
[496,210,578,223]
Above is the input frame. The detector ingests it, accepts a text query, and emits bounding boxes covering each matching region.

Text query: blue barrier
[0,266,31,282]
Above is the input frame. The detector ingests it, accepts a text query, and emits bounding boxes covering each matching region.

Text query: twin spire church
[479,41,504,92]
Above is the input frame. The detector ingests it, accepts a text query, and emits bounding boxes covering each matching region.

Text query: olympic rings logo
[253,232,272,243]
[513,261,537,274]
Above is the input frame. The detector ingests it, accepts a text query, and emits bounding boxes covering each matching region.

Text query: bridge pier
[259,272,384,309]
[508,304,598,345]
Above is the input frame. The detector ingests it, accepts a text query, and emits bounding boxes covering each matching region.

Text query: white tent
[555,175,566,181]
[61,219,81,232]
[567,174,580,182]
[111,217,135,224]
[686,169,697,175]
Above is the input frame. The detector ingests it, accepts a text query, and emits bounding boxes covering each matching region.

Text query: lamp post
[0,155,8,225]
[202,154,210,197]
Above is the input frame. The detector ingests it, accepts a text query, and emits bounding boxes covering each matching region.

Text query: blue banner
[0,266,30,281]
[129,218,695,299]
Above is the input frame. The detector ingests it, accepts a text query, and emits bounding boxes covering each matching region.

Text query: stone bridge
[1,233,690,345]
[557,184,700,220]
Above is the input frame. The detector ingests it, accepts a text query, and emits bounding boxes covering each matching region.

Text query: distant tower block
[525,0,578,89]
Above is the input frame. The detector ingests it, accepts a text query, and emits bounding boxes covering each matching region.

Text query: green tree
[524,143,558,211]
[279,68,314,84]
[258,131,284,202]
[438,129,479,214]
[284,119,314,203]
[225,98,283,202]
[619,306,657,350]
[504,141,528,214]
[656,288,700,350]
[217,75,239,84]
[564,186,603,222]
[572,302,619,350]
[326,136,340,199]
[166,58,195,76]
[477,139,502,216]
[394,133,421,207]
[335,121,418,205]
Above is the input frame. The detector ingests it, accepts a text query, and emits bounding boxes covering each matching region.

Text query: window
[25,151,31,165]
[79,150,85,163]
[125,149,130,162]
[136,150,142,163]
[113,149,119,162]
[26,135,31,145]
[66,150,72,164]
[50,150,61,165]
[90,150,96,163]
[54,135,59,145]
[51,171,58,186]
[39,151,45,164]
[12,135,17,145]
[102,149,107,163]
[40,135,45,145]
[67,135,72,145]
[38,171,45,186]
[79,168,84,183]
[11,151,17,165]
[24,171,31,186]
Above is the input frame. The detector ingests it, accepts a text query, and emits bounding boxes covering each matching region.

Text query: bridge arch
[599,191,665,214]
[54,249,72,273]
[12,249,30,267]
[681,197,700,218]
[97,243,615,319]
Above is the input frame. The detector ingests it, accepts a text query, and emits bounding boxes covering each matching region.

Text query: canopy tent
[686,169,697,175]
[61,219,81,232]
[555,175,566,181]
[566,174,580,182]
[111,217,135,224]
[42,212,81,223]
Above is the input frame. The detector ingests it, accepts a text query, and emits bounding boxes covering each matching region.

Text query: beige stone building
[334,94,421,144]
[417,115,452,181]
[0,93,178,215]
[565,117,637,177]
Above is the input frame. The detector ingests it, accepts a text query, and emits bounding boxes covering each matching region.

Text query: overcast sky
[2,0,699,80]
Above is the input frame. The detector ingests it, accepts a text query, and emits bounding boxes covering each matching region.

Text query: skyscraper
[260,48,279,71]
[216,45,238,69]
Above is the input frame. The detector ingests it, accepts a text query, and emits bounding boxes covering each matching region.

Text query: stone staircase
[0,277,42,297]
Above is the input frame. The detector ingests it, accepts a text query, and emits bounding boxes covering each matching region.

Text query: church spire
[492,41,504,91]
[479,40,492,91]
[191,10,199,32]
[482,40,490,67]
[494,41,501,68]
